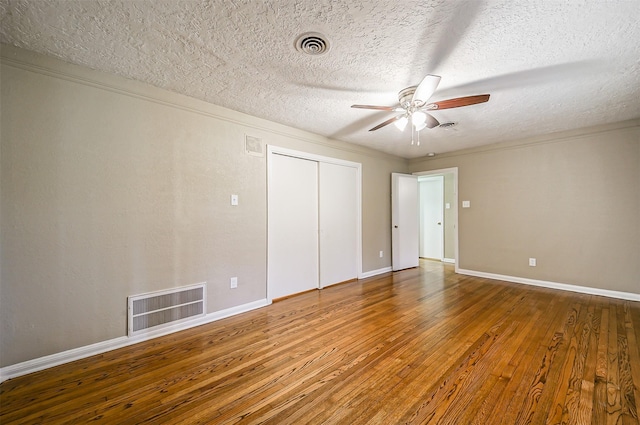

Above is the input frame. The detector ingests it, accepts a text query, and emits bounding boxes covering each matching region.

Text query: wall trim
[1,44,402,163]
[457,269,640,302]
[0,298,271,383]
[359,267,393,279]
[408,119,640,164]
[443,258,456,264]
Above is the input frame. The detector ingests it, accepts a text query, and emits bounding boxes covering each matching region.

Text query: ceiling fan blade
[425,112,440,129]
[425,1,483,72]
[431,94,490,110]
[369,115,401,131]
[412,74,441,103]
[351,104,397,111]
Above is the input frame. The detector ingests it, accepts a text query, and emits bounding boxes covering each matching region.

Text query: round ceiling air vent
[295,32,330,55]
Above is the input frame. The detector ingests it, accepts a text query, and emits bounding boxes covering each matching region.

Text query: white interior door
[419,176,444,260]
[319,162,358,287]
[268,154,319,299]
[392,173,419,271]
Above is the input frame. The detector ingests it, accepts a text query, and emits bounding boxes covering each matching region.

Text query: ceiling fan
[351,75,490,144]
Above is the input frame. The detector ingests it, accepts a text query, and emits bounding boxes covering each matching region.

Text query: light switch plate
[231,194,238,206]
[462,200,470,208]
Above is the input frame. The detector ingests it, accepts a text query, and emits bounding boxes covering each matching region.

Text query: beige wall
[0,45,407,367]
[410,121,640,294]
[443,172,455,260]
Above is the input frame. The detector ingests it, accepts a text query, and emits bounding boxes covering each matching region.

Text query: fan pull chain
[410,126,421,146]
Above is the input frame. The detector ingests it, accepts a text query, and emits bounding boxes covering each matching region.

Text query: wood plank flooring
[1,260,639,424]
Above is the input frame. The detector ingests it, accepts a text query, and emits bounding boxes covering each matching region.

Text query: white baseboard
[359,266,393,279]
[457,269,640,302]
[443,258,456,264]
[0,298,271,383]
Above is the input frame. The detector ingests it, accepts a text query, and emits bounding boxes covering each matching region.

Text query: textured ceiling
[1,0,639,159]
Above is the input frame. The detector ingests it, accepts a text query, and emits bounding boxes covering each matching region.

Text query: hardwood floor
[2,260,639,424]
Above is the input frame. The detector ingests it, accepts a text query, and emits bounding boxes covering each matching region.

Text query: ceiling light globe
[412,111,427,126]
[394,116,408,131]
[414,121,427,131]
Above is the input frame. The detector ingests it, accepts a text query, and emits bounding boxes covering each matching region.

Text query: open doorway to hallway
[415,168,458,267]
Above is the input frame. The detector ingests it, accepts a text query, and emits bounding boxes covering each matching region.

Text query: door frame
[413,167,459,272]
[267,145,363,300]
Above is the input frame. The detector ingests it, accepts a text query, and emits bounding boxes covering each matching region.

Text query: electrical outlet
[379,251,383,258]
[230,277,238,288]
[529,258,537,267]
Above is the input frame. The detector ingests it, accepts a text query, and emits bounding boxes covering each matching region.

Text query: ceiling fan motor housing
[398,86,417,106]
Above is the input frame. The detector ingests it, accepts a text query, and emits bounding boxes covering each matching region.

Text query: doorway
[414,168,458,268]
[419,175,444,261]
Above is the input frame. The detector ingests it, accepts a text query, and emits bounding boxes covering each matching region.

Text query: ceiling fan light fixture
[394,116,408,131]
[412,110,427,127]
[352,74,490,143]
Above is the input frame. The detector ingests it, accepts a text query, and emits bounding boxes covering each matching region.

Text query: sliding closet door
[319,162,358,287]
[268,154,319,299]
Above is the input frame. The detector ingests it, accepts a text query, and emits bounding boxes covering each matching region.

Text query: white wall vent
[127,283,206,336]
[245,135,264,157]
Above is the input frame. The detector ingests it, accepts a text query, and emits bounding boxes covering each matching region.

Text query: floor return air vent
[127,283,206,336]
